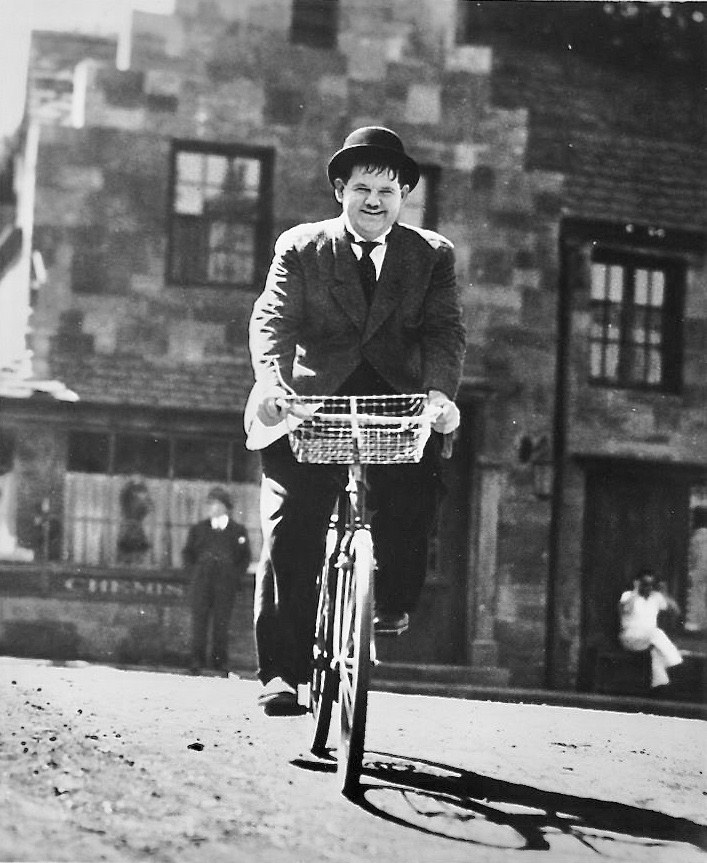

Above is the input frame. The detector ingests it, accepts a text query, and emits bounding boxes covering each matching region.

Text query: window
[588,252,683,392]
[399,166,439,230]
[291,0,339,50]
[67,431,251,482]
[67,432,110,473]
[62,431,259,568]
[168,141,273,288]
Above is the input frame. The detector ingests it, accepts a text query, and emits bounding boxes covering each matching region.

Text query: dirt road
[0,658,705,862]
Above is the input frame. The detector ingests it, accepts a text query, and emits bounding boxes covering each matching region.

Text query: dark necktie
[356,241,379,304]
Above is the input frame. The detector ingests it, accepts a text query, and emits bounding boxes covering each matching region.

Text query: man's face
[207,499,227,519]
[334,165,409,240]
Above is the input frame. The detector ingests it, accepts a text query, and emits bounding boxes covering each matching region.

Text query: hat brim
[327,144,420,190]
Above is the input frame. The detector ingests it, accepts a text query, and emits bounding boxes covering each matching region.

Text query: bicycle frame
[284,393,441,796]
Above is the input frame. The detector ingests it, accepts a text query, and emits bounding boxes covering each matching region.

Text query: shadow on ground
[292,751,707,854]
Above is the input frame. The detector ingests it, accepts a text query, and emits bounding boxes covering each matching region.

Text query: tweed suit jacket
[245,216,466,435]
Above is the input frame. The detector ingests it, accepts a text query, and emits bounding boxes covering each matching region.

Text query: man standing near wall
[183,487,251,676]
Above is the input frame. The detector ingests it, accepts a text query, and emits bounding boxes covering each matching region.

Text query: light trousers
[620,627,683,687]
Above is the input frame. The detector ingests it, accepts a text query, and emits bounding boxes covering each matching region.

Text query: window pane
[205,155,229,192]
[590,316,604,339]
[626,345,646,382]
[647,309,663,345]
[608,265,623,302]
[605,342,619,379]
[650,270,665,307]
[175,184,203,215]
[67,431,110,473]
[176,151,203,184]
[635,269,649,305]
[207,222,254,283]
[114,435,170,477]
[231,157,261,200]
[606,305,621,338]
[630,307,648,345]
[175,152,204,215]
[590,263,607,300]
[646,348,662,384]
[173,438,229,480]
[589,341,603,378]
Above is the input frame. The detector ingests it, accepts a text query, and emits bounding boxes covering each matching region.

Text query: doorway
[578,458,701,688]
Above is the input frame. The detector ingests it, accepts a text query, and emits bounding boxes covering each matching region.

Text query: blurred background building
[0,0,705,699]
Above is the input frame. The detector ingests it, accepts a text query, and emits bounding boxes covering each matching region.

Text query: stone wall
[0,566,256,671]
[16,1,707,687]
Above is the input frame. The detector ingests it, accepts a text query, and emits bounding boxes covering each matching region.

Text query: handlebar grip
[441,432,454,460]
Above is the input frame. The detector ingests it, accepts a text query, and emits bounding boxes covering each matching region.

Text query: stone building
[0,0,705,698]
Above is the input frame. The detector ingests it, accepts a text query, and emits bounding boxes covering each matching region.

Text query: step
[372,661,511,688]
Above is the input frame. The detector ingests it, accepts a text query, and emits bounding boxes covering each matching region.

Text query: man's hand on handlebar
[427,390,460,434]
[255,389,315,426]
[255,387,289,426]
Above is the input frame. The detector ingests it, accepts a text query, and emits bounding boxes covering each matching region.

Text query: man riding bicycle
[245,126,466,715]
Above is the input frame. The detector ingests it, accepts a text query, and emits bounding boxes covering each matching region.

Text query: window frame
[166,139,274,289]
[67,429,253,484]
[587,248,684,394]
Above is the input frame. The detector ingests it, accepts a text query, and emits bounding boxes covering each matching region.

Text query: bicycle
[281,393,444,797]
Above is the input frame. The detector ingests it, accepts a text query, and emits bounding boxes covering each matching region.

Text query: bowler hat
[327,126,420,190]
[206,486,232,510]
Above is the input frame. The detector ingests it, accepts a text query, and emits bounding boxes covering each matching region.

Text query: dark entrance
[577,457,704,691]
[376,402,478,665]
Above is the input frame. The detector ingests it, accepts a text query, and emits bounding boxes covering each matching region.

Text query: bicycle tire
[337,528,374,797]
[310,546,338,756]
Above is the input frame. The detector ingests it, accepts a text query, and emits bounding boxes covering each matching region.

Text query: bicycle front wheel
[310,543,338,756]
[337,528,374,797]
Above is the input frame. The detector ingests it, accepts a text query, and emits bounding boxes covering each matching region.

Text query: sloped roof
[563,132,707,232]
[50,352,254,414]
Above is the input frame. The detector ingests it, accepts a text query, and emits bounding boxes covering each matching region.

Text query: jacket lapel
[329,220,368,333]
[362,223,410,343]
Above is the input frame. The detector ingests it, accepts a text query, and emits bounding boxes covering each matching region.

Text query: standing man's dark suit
[183,494,251,673]
[245,127,466,709]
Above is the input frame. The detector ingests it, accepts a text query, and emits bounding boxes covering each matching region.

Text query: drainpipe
[544,223,572,689]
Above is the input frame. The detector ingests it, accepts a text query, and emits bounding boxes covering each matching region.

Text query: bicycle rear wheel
[337,528,374,797]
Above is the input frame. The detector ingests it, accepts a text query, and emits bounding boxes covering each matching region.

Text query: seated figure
[619,568,683,690]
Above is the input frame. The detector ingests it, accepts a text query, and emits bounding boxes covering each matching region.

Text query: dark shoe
[258,677,305,716]
[264,692,306,717]
[374,611,409,636]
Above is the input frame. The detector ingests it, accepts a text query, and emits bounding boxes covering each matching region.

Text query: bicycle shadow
[292,750,707,854]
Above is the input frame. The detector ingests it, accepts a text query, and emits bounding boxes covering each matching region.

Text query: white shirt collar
[342,215,392,246]
[210,514,229,531]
